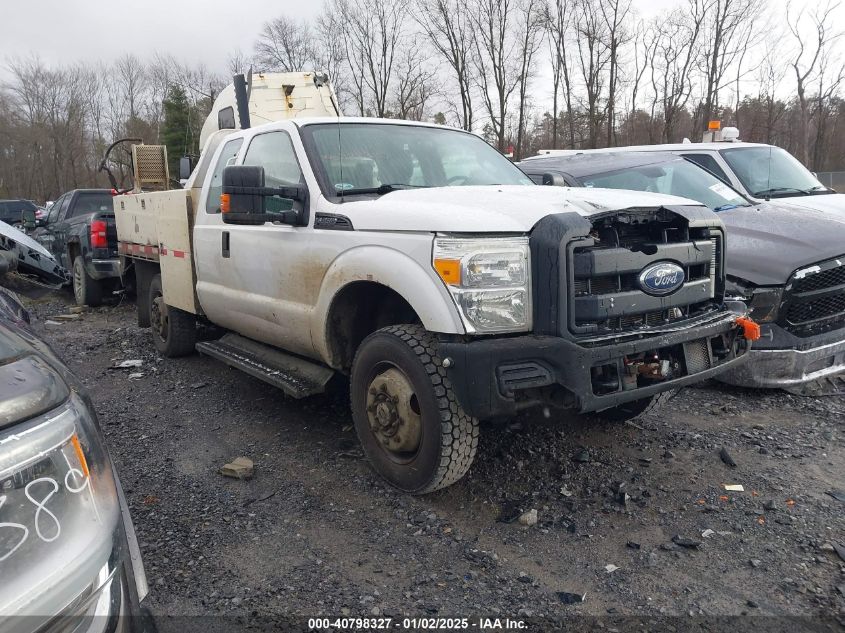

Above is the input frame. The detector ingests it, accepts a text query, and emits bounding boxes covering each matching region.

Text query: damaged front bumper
[719,323,845,391]
[440,311,751,419]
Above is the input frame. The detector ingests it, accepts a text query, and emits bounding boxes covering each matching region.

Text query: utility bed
[115,189,199,315]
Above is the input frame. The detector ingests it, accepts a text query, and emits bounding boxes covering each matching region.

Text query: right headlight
[433,236,532,334]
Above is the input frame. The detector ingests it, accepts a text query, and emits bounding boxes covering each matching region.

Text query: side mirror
[542,172,567,186]
[221,165,306,226]
[21,209,37,228]
[179,156,196,181]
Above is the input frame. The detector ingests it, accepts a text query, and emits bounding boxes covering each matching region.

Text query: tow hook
[735,316,761,341]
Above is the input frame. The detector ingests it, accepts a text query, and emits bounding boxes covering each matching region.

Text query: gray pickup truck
[520,151,845,394]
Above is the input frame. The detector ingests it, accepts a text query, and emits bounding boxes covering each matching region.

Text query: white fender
[311,244,465,365]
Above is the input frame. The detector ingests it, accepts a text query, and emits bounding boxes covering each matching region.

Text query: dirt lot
[23,296,845,630]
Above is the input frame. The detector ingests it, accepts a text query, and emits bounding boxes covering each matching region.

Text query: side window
[243,132,304,214]
[57,195,74,221]
[683,154,729,183]
[47,196,66,224]
[206,138,244,214]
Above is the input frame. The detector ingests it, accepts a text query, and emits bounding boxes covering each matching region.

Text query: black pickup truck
[25,189,120,306]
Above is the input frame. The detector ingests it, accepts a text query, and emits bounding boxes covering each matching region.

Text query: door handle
[222,231,230,258]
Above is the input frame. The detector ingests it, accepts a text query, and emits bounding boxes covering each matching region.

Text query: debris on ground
[826,490,845,503]
[719,447,737,467]
[672,535,703,549]
[518,508,538,527]
[605,564,619,573]
[701,529,715,538]
[115,359,143,369]
[557,592,586,605]
[572,449,591,463]
[724,484,745,492]
[128,373,144,380]
[220,456,255,480]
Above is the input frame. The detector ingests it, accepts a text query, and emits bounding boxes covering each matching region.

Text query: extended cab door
[32,194,70,266]
[193,130,319,359]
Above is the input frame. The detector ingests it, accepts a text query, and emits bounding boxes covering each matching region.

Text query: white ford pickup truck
[114,117,756,494]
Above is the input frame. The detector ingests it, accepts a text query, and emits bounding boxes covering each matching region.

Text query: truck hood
[329,186,700,233]
[773,192,845,215]
[719,202,845,286]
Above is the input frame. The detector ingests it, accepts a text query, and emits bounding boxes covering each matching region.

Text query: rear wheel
[149,274,196,357]
[72,257,103,307]
[350,324,479,494]
[592,389,678,423]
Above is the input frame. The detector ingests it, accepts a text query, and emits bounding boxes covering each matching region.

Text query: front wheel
[149,274,196,357]
[592,389,678,423]
[350,325,479,494]
[72,257,103,307]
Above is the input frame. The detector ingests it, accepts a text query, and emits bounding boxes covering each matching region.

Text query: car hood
[772,192,845,214]
[327,186,701,232]
[719,202,845,285]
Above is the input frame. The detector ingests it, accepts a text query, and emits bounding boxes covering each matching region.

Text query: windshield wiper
[753,186,811,197]
[713,204,740,212]
[337,183,430,197]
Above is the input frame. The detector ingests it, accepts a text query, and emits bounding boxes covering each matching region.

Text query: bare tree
[598,0,633,146]
[650,1,707,141]
[786,0,842,165]
[573,0,610,148]
[254,17,316,72]
[415,0,476,130]
[329,0,408,117]
[471,0,542,155]
[544,0,575,147]
[392,47,438,120]
[696,0,763,129]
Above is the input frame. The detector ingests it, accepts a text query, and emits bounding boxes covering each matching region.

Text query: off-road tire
[72,257,103,307]
[350,324,479,494]
[593,389,678,423]
[149,274,196,357]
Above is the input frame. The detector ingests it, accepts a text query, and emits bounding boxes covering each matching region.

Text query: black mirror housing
[20,209,37,228]
[221,165,305,226]
[179,156,195,181]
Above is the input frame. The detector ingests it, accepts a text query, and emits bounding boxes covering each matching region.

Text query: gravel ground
[22,295,845,630]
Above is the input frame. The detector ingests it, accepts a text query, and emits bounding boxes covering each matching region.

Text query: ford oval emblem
[638,261,686,296]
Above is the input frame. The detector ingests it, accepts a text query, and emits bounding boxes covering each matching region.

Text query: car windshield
[301,123,533,198]
[578,158,751,211]
[720,146,828,198]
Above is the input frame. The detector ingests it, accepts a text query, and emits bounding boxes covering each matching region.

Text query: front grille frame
[565,208,725,338]
[781,255,845,337]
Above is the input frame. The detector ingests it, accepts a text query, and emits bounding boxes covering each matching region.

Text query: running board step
[196,334,334,399]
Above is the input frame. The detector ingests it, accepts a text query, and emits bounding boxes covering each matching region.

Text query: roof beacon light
[708,120,721,131]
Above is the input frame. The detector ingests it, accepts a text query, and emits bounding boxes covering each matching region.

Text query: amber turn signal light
[220,193,231,213]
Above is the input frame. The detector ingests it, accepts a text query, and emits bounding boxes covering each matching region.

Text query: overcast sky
[2,0,686,75]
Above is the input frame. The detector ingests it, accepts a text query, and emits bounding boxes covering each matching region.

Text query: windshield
[301,123,533,198]
[720,146,828,198]
[578,158,751,211]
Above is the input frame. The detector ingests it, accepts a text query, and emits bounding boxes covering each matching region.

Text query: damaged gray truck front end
[716,206,845,395]
[723,257,845,394]
[441,205,754,419]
